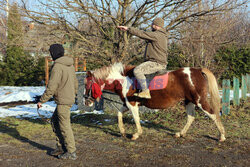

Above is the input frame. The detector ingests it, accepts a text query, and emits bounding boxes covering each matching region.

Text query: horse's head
[83,71,94,106]
[83,71,103,107]
[83,63,130,107]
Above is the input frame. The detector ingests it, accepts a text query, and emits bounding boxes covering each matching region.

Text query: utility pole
[198,0,205,67]
[6,0,9,38]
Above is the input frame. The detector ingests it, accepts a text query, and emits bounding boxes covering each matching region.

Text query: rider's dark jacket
[128,27,168,65]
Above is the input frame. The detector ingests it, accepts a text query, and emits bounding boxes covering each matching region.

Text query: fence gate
[222,79,230,115]
[233,77,240,106]
[222,74,249,114]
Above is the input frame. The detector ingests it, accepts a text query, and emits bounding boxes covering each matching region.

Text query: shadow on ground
[0,121,53,153]
[71,112,176,139]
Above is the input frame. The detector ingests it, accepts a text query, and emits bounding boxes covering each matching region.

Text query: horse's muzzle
[84,97,95,107]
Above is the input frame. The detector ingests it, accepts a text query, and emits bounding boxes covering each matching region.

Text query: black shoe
[58,152,77,160]
[49,147,64,156]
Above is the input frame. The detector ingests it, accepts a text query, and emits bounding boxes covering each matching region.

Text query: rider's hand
[37,102,42,108]
[117,26,128,31]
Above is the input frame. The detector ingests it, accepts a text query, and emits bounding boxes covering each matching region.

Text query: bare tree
[0,0,247,66]
[178,1,249,70]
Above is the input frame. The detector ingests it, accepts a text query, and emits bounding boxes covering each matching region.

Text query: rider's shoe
[136,89,151,99]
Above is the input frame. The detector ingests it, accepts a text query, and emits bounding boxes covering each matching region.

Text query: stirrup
[135,90,151,99]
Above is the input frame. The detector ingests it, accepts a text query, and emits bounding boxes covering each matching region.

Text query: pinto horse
[83,63,226,142]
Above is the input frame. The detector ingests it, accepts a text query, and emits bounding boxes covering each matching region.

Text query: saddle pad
[148,72,169,90]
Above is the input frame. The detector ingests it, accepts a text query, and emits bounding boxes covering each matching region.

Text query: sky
[1,0,248,24]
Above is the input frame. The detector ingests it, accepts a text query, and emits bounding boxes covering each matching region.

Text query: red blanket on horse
[148,72,169,90]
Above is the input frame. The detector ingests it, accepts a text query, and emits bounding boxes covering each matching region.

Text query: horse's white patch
[88,102,94,107]
[198,102,226,141]
[106,63,124,84]
[122,77,133,97]
[177,103,195,136]
[106,63,133,98]
[101,84,105,90]
[125,99,138,110]
[118,109,125,134]
[198,103,217,120]
[109,63,124,77]
[203,110,216,120]
[125,99,142,139]
[125,99,139,121]
[183,67,194,87]
[125,100,140,122]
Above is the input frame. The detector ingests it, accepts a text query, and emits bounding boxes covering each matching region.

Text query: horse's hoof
[131,136,138,140]
[181,133,186,137]
[219,136,226,142]
[175,132,181,138]
[121,133,126,138]
[131,134,139,140]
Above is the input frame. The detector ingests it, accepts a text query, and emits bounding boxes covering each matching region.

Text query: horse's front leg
[118,106,129,137]
[126,102,142,140]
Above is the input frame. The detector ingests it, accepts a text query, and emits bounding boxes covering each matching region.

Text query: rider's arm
[128,27,157,41]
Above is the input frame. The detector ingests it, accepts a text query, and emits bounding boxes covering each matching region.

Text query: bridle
[84,77,96,105]
[84,73,104,105]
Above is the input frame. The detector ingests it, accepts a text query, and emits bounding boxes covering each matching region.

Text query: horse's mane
[93,62,125,80]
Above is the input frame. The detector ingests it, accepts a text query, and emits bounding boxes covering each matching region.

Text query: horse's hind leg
[118,106,129,137]
[199,99,226,142]
[175,102,195,138]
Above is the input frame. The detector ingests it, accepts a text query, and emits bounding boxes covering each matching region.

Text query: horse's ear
[86,71,93,77]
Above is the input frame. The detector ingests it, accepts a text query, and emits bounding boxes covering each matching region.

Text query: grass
[0,117,53,145]
[0,99,249,148]
[0,99,249,167]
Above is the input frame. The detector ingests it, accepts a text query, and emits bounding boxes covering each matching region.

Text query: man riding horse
[117,17,168,99]
[84,18,226,142]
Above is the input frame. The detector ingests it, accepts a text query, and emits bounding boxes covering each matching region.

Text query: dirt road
[0,104,249,167]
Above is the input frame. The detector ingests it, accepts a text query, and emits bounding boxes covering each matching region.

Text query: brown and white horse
[83,63,226,142]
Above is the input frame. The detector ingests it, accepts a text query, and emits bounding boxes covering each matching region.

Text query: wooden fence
[222,74,250,115]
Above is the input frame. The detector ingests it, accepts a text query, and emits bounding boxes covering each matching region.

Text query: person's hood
[55,56,74,66]
[49,44,64,61]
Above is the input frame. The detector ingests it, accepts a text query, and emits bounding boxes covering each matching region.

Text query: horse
[83,63,226,142]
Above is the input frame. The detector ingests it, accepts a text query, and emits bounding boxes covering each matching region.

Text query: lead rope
[37,107,51,124]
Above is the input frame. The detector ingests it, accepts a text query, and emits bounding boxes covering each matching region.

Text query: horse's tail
[202,68,221,114]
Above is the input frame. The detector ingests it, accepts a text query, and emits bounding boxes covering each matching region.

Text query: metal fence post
[233,77,240,106]
[247,73,250,93]
[45,57,49,86]
[241,75,247,100]
[222,79,230,115]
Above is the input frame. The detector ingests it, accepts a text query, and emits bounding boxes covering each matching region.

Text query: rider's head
[152,17,164,31]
